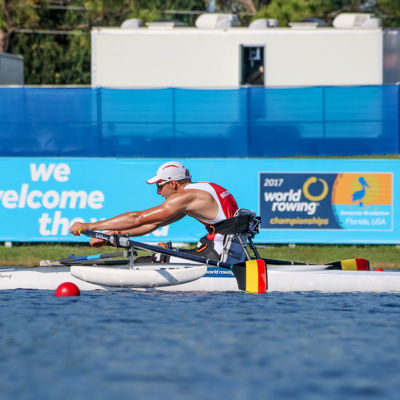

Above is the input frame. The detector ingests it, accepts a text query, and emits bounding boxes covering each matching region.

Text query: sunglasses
[156,180,171,189]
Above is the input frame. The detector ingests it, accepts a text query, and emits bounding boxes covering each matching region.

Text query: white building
[91,13,383,88]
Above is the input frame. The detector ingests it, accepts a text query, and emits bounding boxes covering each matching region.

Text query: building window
[240,45,264,85]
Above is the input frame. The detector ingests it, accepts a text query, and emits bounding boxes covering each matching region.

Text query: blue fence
[0,86,398,157]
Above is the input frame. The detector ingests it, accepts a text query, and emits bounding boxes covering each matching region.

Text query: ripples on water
[1,290,400,400]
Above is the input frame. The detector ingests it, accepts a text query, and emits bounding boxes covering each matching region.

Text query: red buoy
[375,268,384,272]
[55,282,81,297]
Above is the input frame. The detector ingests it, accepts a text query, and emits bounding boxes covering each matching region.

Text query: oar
[57,251,129,264]
[58,259,130,266]
[78,230,267,294]
[263,257,370,271]
[39,259,129,267]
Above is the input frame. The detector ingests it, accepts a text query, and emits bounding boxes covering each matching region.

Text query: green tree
[2,1,400,84]
[255,0,341,26]
[4,0,209,84]
[254,0,400,27]
[375,0,400,27]
[0,0,40,52]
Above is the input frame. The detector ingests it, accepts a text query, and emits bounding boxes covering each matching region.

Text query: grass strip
[0,243,399,269]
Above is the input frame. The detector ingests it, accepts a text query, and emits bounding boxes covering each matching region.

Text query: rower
[69,161,259,264]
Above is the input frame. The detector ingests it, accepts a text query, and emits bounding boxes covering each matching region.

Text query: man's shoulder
[165,189,197,202]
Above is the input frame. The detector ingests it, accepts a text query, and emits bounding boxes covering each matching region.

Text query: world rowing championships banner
[0,158,399,243]
[260,173,392,231]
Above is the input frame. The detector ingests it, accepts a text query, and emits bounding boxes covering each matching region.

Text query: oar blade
[232,259,267,294]
[345,258,370,271]
[327,258,370,271]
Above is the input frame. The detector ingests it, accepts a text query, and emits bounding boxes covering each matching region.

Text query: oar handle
[79,230,234,270]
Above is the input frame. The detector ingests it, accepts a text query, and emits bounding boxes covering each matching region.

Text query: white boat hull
[1,264,400,293]
[267,268,400,293]
[70,264,207,288]
[0,266,103,291]
[156,267,400,293]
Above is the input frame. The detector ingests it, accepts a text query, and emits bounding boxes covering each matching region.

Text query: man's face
[156,180,174,198]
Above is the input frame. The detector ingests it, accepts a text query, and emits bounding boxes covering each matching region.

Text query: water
[1,290,400,400]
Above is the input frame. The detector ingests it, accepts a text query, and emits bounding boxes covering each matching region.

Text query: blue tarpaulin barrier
[0,86,398,157]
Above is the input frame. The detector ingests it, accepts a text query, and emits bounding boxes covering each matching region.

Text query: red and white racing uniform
[184,182,242,261]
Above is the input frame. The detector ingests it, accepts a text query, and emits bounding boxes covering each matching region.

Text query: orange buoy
[55,282,81,297]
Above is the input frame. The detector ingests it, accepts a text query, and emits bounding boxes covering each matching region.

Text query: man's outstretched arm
[70,193,191,236]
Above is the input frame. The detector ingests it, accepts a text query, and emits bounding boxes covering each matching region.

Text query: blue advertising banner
[0,158,399,243]
[0,158,206,242]
[259,172,393,231]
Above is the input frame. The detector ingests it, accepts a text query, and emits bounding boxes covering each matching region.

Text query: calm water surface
[1,290,400,400]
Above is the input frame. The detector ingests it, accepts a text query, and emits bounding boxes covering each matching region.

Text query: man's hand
[70,222,89,236]
[90,237,108,247]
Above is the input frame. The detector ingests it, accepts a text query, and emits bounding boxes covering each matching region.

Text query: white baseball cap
[146,161,191,184]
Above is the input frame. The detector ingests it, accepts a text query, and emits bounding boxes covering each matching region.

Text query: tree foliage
[375,0,400,27]
[255,0,400,27]
[1,0,208,84]
[0,0,399,84]
[0,0,40,51]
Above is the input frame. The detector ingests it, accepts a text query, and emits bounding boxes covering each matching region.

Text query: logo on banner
[259,172,393,230]
[332,173,392,230]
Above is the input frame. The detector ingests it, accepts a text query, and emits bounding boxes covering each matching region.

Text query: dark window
[240,45,264,85]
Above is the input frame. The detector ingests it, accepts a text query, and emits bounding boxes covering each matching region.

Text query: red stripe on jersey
[207,182,238,219]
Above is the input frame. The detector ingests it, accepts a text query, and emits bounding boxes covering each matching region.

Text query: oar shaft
[57,251,127,263]
[74,251,127,261]
[80,230,233,270]
[263,258,308,266]
[264,257,369,271]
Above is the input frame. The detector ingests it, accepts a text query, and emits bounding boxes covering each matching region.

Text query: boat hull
[156,267,400,293]
[1,264,400,293]
[70,264,207,288]
[0,266,103,291]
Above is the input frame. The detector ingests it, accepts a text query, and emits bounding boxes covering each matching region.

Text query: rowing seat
[207,209,261,264]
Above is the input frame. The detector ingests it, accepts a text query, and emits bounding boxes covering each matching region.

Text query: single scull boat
[1,263,399,293]
[1,217,396,293]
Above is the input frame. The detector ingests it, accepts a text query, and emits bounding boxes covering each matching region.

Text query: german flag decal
[245,259,267,294]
